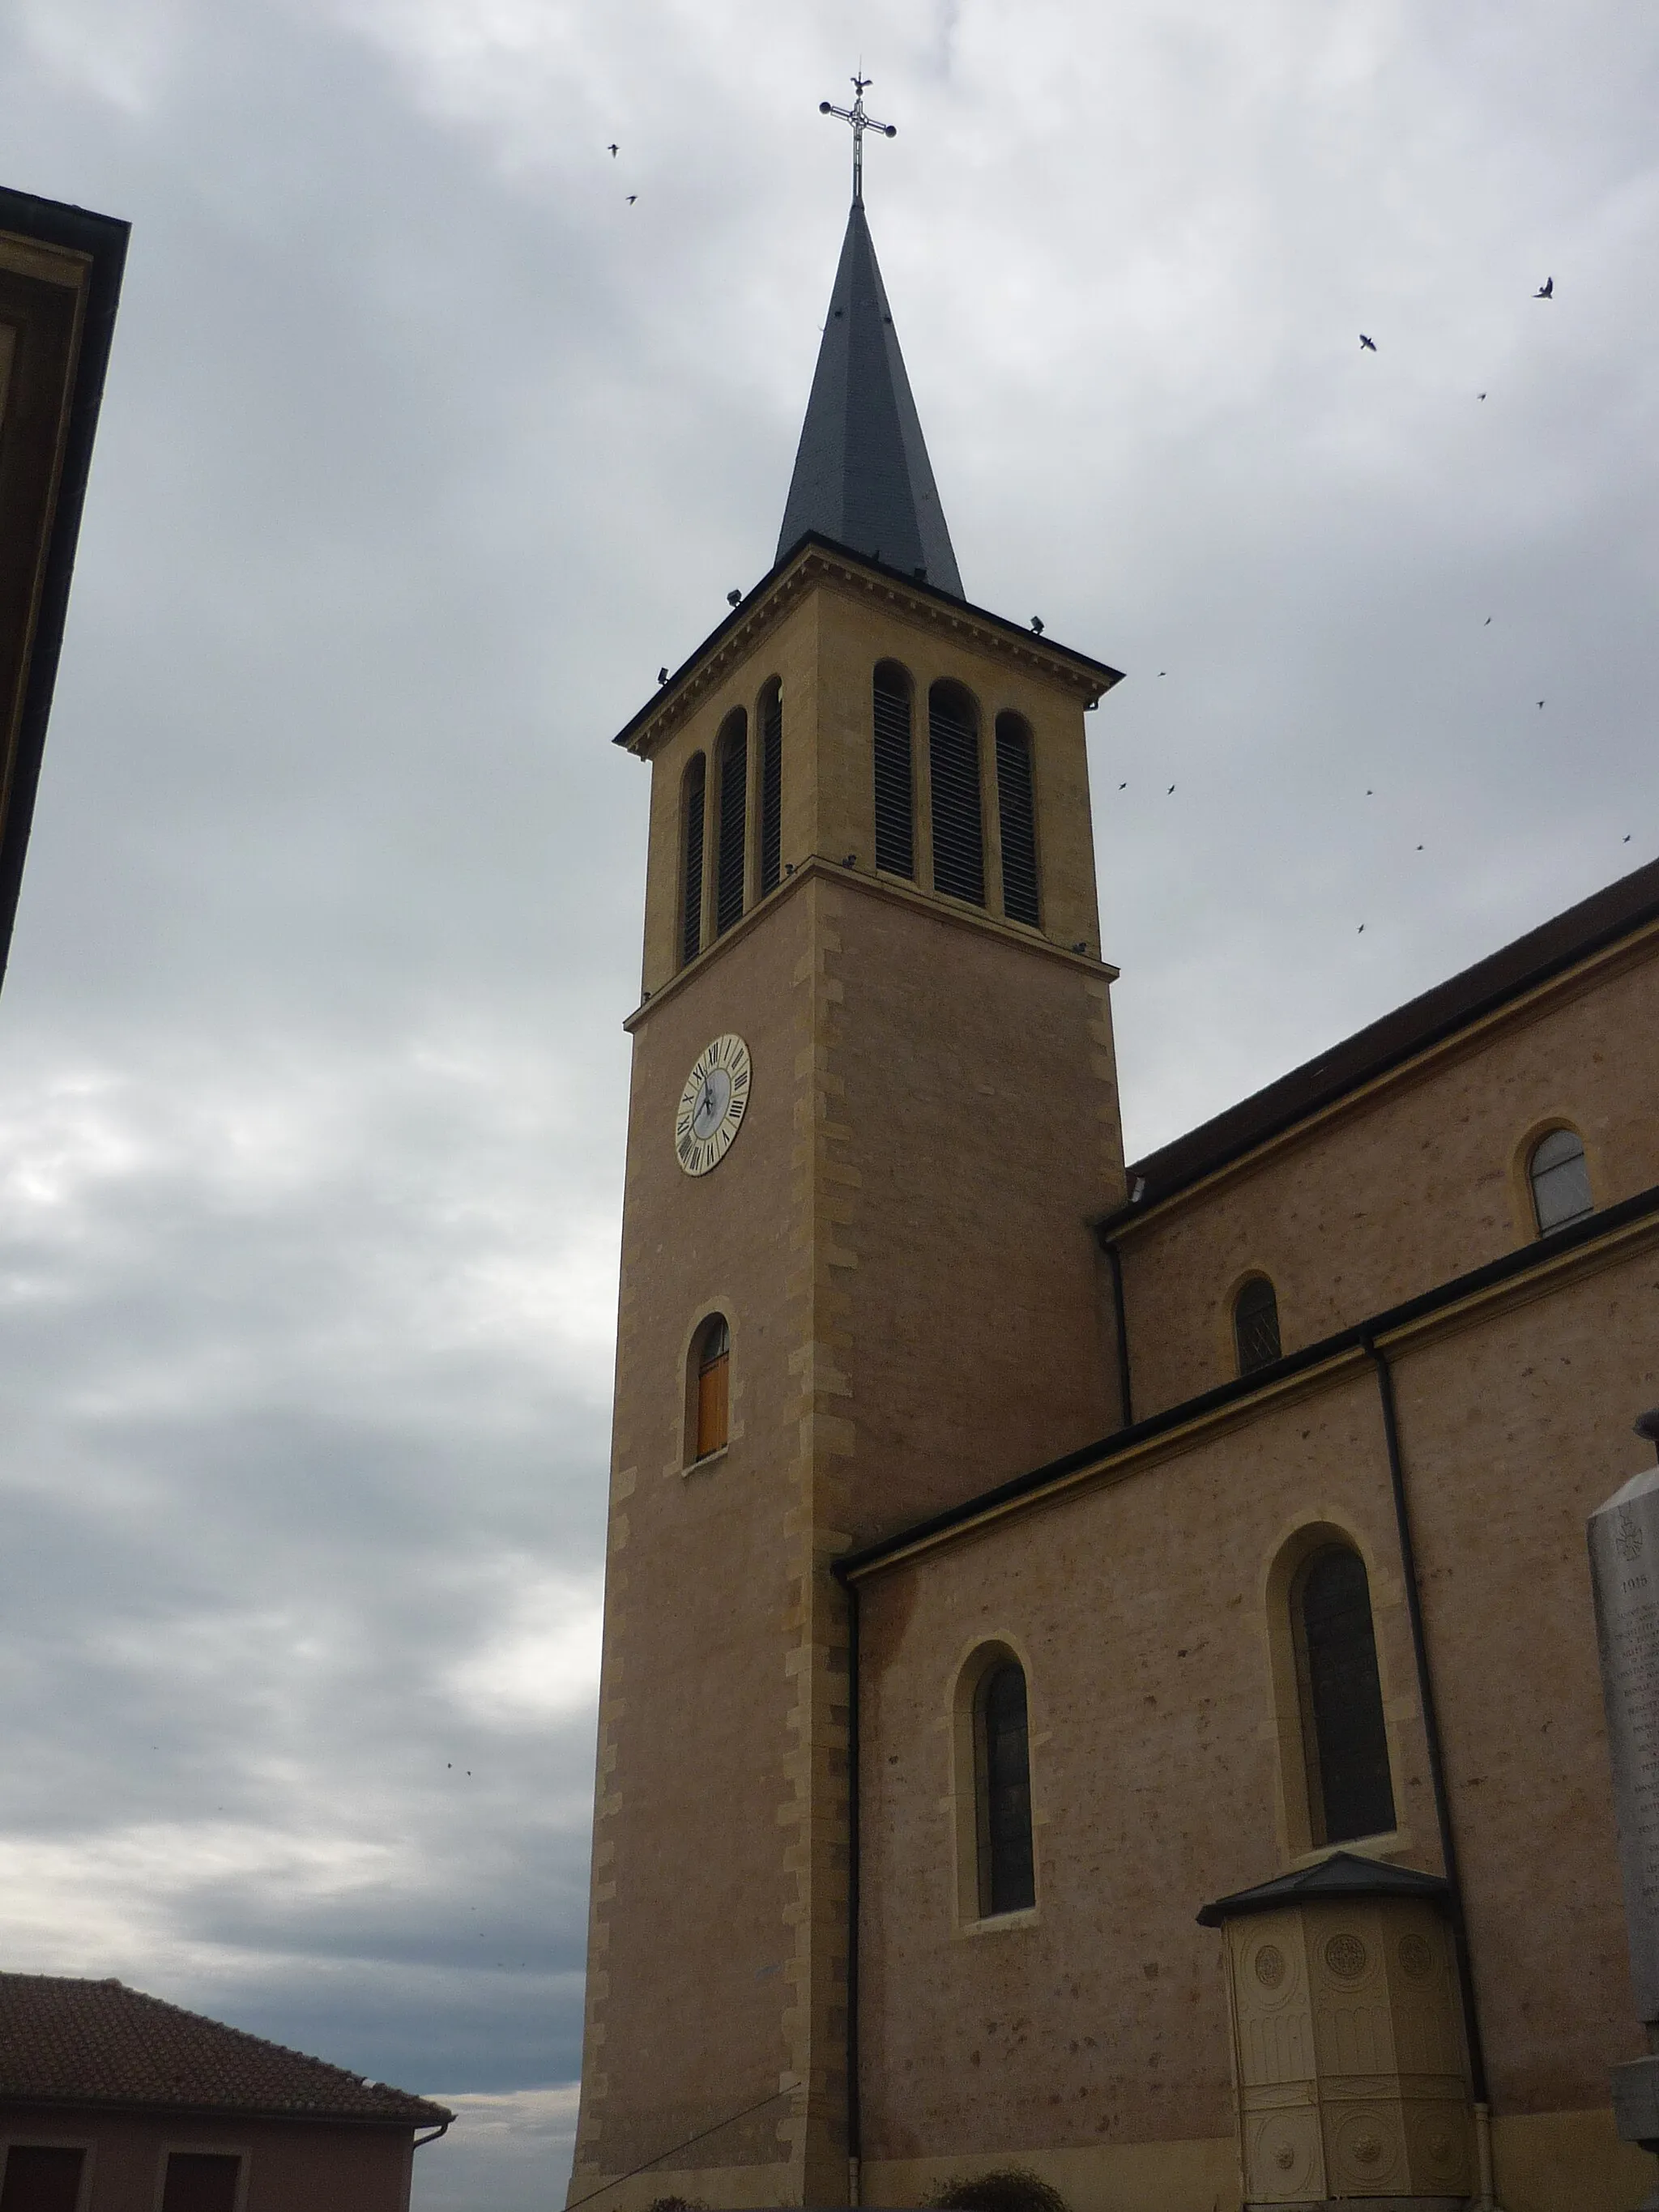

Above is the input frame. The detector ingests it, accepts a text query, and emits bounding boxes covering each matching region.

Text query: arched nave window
[1234,1275,1282,1375]
[691,1315,730,1461]
[679,753,706,969]
[977,1656,1036,1916]
[1529,1126,1593,1234]
[872,663,915,880]
[1294,1545,1397,1846]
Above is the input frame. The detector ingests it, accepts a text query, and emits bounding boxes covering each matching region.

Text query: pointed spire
[774,200,964,598]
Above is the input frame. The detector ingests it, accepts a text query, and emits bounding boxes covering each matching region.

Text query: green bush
[927,2169,1071,2212]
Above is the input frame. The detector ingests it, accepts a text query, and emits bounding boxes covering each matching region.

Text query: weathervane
[820,73,896,206]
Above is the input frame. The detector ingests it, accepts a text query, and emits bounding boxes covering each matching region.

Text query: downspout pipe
[1362,1330,1500,2206]
[1094,1226,1134,1430]
[841,1567,863,2205]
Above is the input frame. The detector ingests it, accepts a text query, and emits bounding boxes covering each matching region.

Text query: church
[568,107,1659,2212]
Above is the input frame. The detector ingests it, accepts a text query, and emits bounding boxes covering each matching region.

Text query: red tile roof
[0,1975,452,2127]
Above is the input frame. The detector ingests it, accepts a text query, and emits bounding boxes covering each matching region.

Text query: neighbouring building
[0,185,127,987]
[0,1973,451,2212]
[568,134,1659,2212]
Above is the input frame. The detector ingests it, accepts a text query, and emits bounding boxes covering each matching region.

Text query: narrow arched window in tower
[928,680,984,906]
[872,663,915,879]
[693,1315,730,1461]
[1529,1125,1593,1234]
[995,712,1040,927]
[758,680,783,896]
[976,1658,1036,1915]
[714,711,748,936]
[1234,1275,1282,1375]
[1294,1545,1397,1846]
[680,752,706,969]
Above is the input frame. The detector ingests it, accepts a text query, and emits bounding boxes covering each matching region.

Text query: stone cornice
[621,853,1118,1034]
[613,536,1124,761]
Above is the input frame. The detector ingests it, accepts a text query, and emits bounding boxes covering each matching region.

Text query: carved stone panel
[1224,1893,1471,2205]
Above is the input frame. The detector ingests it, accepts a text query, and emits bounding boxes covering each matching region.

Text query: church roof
[0,1973,451,2126]
[1115,851,1659,1223]
[1196,1851,1452,1926]
[774,200,963,596]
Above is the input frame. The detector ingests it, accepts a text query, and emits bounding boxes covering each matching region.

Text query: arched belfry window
[758,680,783,896]
[872,663,915,880]
[1294,1545,1397,1846]
[691,1315,730,1462]
[680,753,706,969]
[1234,1275,1282,1375]
[928,681,985,906]
[976,1657,1036,1915]
[714,712,748,936]
[1529,1126,1593,1234]
[994,713,1040,927]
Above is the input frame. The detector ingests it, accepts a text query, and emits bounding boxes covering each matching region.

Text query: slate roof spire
[775,93,963,596]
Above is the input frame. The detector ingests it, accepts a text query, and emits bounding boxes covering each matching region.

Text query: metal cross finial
[819,73,896,206]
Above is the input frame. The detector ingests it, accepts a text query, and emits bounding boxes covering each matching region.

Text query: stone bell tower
[569,136,1129,2211]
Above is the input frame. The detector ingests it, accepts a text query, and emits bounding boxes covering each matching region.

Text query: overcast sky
[2,2,1656,2206]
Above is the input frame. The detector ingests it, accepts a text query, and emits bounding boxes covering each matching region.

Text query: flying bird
[608,143,618,156]
[1358,924,1366,933]
[1538,700,1546,708]
[1167,783,1176,795]
[626,194,638,205]
[1485,616,1492,624]
[1119,782,1127,791]
[1158,670,1166,677]
[1359,334,1377,352]
[1535,277,1554,299]
[1478,391,1487,399]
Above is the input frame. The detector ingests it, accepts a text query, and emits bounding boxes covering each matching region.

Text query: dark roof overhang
[0,185,129,987]
[1196,1849,1452,1928]
[834,1171,1659,1581]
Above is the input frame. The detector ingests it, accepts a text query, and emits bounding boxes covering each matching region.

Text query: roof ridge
[0,1973,450,2124]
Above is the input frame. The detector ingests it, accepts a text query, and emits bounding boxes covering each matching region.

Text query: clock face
[675,1034,752,1177]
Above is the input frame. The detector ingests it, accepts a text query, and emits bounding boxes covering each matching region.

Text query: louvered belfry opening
[872,661,915,878]
[928,680,984,906]
[714,710,748,936]
[758,680,783,895]
[995,712,1041,927]
[680,752,706,968]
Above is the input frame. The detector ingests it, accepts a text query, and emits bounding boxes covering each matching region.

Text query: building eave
[612,531,1124,760]
[835,1175,1659,1583]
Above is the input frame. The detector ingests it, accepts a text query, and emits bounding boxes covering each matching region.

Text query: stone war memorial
[1591,1410,1659,2206]
[567,77,1659,2212]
